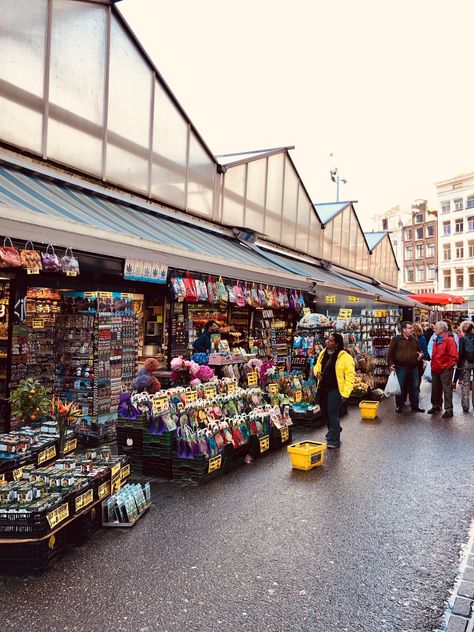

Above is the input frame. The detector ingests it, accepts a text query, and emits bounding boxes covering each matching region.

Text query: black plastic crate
[67,504,102,546]
[270,426,293,451]
[0,527,68,577]
[172,453,227,484]
[142,455,173,479]
[0,495,71,539]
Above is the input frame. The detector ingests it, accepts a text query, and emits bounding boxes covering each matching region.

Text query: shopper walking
[428,321,459,418]
[457,322,474,412]
[387,321,425,413]
[314,333,355,448]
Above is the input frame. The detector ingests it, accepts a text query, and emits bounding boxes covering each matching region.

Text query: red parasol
[406,292,466,306]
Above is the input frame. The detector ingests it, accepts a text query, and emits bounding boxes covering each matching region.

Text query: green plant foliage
[9,378,51,424]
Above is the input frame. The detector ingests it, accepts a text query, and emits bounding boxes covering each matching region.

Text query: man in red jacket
[428,321,459,418]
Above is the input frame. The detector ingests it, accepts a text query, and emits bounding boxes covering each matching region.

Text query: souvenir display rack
[359,308,400,389]
[0,280,10,431]
[252,310,293,370]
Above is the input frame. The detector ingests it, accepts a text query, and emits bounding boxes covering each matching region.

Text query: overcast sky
[120,0,474,228]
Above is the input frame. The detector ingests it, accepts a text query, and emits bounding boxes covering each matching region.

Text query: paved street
[1,383,473,632]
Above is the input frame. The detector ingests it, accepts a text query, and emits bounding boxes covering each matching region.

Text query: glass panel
[106,15,152,193]
[48,0,106,176]
[295,184,311,254]
[349,211,359,271]
[264,153,284,243]
[331,213,343,265]
[222,165,245,227]
[280,157,298,248]
[322,220,333,261]
[340,206,351,266]
[244,159,266,234]
[0,0,47,154]
[151,80,187,208]
[308,208,321,259]
[187,131,214,218]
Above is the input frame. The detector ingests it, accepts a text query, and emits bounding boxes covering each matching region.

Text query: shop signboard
[124,258,167,284]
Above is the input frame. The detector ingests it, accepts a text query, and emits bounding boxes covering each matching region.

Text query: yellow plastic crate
[359,400,379,420]
[287,441,326,471]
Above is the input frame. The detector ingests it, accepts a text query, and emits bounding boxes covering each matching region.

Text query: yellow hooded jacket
[314,349,355,399]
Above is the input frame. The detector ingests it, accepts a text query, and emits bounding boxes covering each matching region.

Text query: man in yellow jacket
[314,333,355,448]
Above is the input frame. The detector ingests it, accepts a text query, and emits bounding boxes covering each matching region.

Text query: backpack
[463,334,474,362]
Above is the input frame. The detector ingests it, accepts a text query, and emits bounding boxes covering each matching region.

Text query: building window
[405,246,413,260]
[415,226,423,240]
[467,195,474,209]
[426,224,435,237]
[469,240,474,258]
[427,264,436,281]
[456,268,464,288]
[469,268,474,287]
[443,244,451,261]
[405,228,413,240]
[455,242,464,259]
[441,201,450,214]
[406,266,414,283]
[467,216,474,231]
[443,221,451,236]
[382,218,388,230]
[415,244,424,259]
[416,265,425,282]
[427,242,435,257]
[443,270,451,289]
[414,213,423,224]
[454,198,464,211]
[455,218,464,233]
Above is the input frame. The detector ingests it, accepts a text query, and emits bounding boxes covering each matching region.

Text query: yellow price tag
[110,463,121,479]
[27,268,40,275]
[99,292,112,298]
[259,435,270,453]
[12,467,23,481]
[281,427,289,443]
[338,308,352,319]
[294,389,302,402]
[204,385,217,399]
[32,319,45,329]
[66,271,78,277]
[152,395,169,414]
[75,489,94,512]
[348,295,359,303]
[325,295,336,304]
[46,502,69,529]
[120,464,131,480]
[268,383,279,395]
[303,307,311,315]
[98,481,111,499]
[84,292,98,298]
[208,455,222,473]
[38,445,57,464]
[227,381,237,394]
[247,371,258,387]
[185,390,198,406]
[63,438,77,454]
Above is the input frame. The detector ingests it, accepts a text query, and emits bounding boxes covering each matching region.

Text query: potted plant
[51,396,81,456]
[8,378,51,427]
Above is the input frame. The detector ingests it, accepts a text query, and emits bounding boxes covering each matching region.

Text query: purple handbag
[41,244,61,272]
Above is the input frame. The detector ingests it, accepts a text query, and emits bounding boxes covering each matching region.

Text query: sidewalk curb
[440,519,474,632]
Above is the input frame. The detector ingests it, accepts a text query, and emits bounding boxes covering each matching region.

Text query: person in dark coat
[192,320,219,354]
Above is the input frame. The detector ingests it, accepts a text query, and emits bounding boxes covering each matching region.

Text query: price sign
[208,455,222,473]
[12,467,23,481]
[280,427,290,443]
[204,385,217,399]
[185,390,198,406]
[110,463,121,479]
[98,481,111,500]
[259,435,270,453]
[84,292,98,298]
[374,309,387,318]
[121,293,133,299]
[63,438,77,454]
[338,308,352,319]
[75,489,94,512]
[152,394,169,414]
[66,271,78,277]
[227,381,237,394]
[26,268,40,275]
[303,307,311,316]
[247,371,258,387]
[46,502,69,529]
[348,295,359,303]
[38,445,57,464]
[99,292,112,298]
[120,463,131,480]
[294,389,302,402]
[32,319,45,329]
[325,295,336,304]
[268,383,279,395]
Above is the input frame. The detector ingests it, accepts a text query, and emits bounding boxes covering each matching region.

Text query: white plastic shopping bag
[423,360,432,383]
[384,370,401,397]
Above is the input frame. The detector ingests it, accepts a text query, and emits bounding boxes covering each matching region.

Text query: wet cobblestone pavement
[1,383,473,632]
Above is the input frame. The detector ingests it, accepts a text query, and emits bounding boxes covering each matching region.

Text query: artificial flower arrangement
[51,396,81,456]
[131,358,162,394]
[170,356,215,386]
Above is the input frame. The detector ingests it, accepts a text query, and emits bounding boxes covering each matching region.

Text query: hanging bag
[0,237,21,268]
[207,276,218,304]
[234,281,246,307]
[196,278,209,303]
[226,283,236,304]
[216,276,228,304]
[384,370,402,397]
[60,247,80,276]
[19,241,42,272]
[183,272,198,303]
[41,244,61,272]
[170,274,186,302]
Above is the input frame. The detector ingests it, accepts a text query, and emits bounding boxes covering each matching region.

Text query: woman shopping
[314,333,355,448]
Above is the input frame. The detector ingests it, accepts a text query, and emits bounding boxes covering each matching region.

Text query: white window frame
[443,222,451,236]
[455,219,464,233]
[455,242,464,259]
[441,201,450,214]
[443,271,451,289]
[454,198,464,211]
[427,242,435,257]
